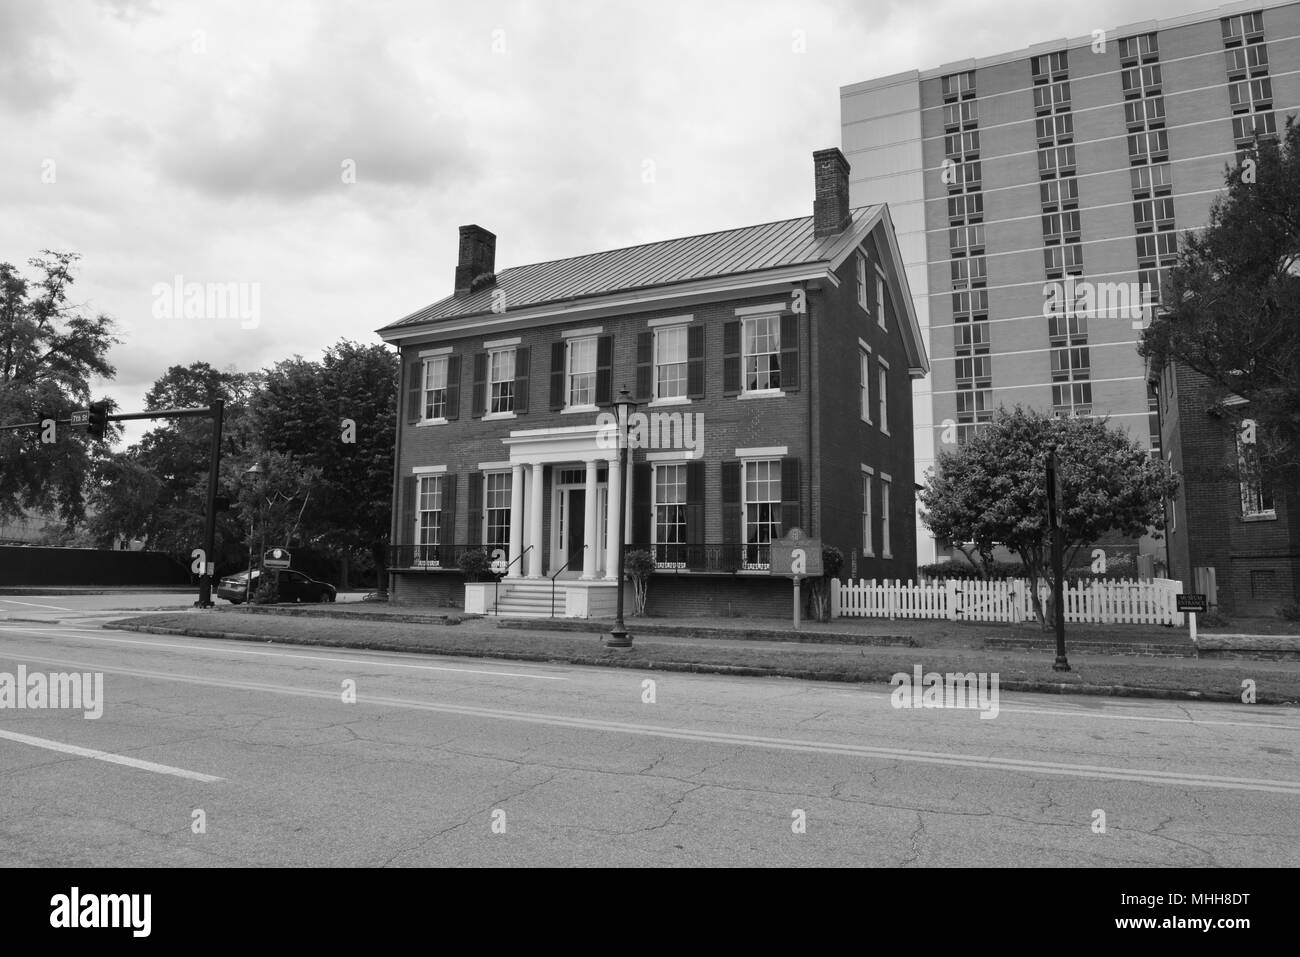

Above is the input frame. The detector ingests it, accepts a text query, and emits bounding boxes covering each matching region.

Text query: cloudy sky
[3,0,1203,444]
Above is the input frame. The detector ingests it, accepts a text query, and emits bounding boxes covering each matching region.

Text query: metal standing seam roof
[381,206,882,330]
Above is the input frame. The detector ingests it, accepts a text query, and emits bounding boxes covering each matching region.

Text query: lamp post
[1046,446,1070,672]
[605,388,639,649]
[242,463,262,604]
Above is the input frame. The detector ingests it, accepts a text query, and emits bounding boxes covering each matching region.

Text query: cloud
[0,0,75,113]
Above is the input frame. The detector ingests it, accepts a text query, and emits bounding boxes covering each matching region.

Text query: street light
[241,463,262,604]
[605,387,639,649]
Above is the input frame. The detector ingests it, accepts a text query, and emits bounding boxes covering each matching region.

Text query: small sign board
[769,528,823,580]
[263,547,292,569]
[70,409,90,426]
[1177,593,1208,614]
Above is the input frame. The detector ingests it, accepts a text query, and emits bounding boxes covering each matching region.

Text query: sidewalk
[106,605,1300,705]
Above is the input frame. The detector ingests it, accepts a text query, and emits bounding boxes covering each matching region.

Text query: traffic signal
[87,401,109,440]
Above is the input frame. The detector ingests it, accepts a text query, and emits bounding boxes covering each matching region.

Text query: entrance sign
[263,547,291,569]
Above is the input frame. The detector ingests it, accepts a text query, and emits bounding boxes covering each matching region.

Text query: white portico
[488,423,632,617]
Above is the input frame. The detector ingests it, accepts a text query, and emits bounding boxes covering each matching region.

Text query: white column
[508,464,524,577]
[528,462,545,577]
[581,459,599,580]
[605,454,622,580]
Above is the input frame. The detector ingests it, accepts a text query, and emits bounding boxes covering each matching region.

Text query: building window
[876,269,886,329]
[856,253,869,312]
[1052,381,1093,416]
[1040,177,1079,210]
[566,336,597,408]
[862,471,874,557]
[654,325,688,400]
[1033,80,1071,114]
[488,347,515,414]
[1031,51,1069,82]
[947,193,983,223]
[1131,162,1173,197]
[416,474,442,564]
[1119,33,1159,63]
[880,476,892,558]
[422,356,448,421]
[1124,97,1165,129]
[941,70,974,101]
[1232,111,1277,145]
[1221,11,1265,46]
[484,472,512,552]
[877,364,889,434]
[1238,434,1275,518]
[743,459,781,567]
[743,314,781,392]
[653,464,687,567]
[860,349,872,423]
[1229,77,1272,113]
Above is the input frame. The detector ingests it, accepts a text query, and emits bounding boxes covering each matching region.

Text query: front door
[567,489,586,572]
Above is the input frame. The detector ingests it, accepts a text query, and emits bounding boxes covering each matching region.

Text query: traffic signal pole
[1,403,225,608]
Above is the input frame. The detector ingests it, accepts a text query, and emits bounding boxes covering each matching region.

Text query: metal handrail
[491,545,534,615]
[550,545,589,617]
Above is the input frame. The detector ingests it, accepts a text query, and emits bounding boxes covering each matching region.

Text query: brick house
[376,148,929,617]
[1153,357,1299,616]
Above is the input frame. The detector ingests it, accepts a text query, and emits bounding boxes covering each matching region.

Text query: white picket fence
[831,577,1185,626]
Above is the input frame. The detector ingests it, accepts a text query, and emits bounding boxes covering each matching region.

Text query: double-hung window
[862,469,874,557]
[484,472,512,553]
[877,360,889,434]
[875,268,886,329]
[880,475,892,558]
[859,348,872,423]
[743,459,781,567]
[489,347,515,414]
[423,357,448,421]
[416,475,443,564]
[655,325,688,400]
[653,464,687,567]
[567,336,597,408]
[743,314,781,392]
[857,253,869,312]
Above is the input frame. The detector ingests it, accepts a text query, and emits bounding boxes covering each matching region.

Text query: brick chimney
[454,224,496,295]
[812,148,852,238]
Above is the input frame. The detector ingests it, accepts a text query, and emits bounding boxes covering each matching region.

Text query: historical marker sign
[263,547,292,569]
[770,528,823,580]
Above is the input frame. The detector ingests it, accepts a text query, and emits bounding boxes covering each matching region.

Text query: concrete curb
[106,622,1295,705]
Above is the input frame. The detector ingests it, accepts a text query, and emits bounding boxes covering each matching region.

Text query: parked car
[217,569,337,604]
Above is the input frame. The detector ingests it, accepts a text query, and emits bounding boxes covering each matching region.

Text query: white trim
[478,461,512,472]
[483,336,521,348]
[418,346,452,358]
[482,411,517,422]
[880,472,892,483]
[647,314,693,328]
[646,449,702,462]
[416,418,448,428]
[857,337,873,353]
[561,404,600,415]
[877,356,890,370]
[737,389,785,401]
[736,446,788,458]
[824,272,841,288]
[734,302,788,316]
[860,464,875,475]
[561,326,603,339]
[412,465,447,475]
[648,396,691,408]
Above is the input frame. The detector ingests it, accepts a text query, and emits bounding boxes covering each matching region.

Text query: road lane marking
[1,651,1297,796]
[0,599,72,611]
[0,729,222,783]
[0,627,568,681]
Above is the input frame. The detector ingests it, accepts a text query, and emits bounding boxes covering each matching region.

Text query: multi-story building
[840,0,1299,571]
[377,148,929,617]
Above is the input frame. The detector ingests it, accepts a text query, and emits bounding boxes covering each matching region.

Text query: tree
[919,407,1178,627]
[250,340,397,593]
[0,251,119,526]
[1140,118,1300,482]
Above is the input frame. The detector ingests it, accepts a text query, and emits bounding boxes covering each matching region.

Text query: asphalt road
[0,589,371,625]
[1,618,1297,867]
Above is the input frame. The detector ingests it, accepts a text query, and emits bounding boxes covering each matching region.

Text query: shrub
[1278,601,1300,622]
[1199,610,1231,628]
[625,549,656,616]
[807,546,845,621]
[457,549,497,583]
